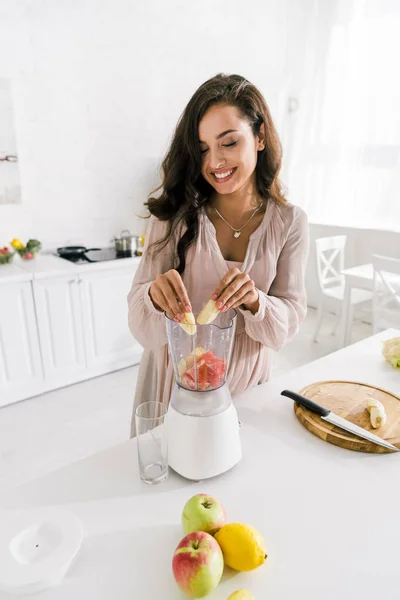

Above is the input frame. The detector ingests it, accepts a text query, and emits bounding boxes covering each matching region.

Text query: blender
[165,308,242,480]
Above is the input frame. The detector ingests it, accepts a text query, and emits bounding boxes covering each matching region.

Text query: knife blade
[281,389,399,452]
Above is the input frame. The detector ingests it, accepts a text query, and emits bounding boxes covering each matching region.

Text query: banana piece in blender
[197,300,220,325]
[178,358,187,376]
[180,312,197,335]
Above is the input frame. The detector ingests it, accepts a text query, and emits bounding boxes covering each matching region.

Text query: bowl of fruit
[11,238,42,260]
[0,247,15,265]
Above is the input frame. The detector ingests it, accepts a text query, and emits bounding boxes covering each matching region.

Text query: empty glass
[135,401,168,484]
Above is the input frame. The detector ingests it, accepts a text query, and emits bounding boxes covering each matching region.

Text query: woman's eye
[223,141,238,148]
[200,148,208,154]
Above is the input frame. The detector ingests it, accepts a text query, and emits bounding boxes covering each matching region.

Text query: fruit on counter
[366,397,387,428]
[180,312,197,335]
[181,351,226,391]
[182,494,227,535]
[172,531,224,599]
[10,237,42,259]
[382,337,400,369]
[197,299,220,324]
[0,246,14,264]
[227,591,255,600]
[214,523,267,572]
[10,238,24,250]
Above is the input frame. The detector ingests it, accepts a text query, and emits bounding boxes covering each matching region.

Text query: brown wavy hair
[146,73,287,274]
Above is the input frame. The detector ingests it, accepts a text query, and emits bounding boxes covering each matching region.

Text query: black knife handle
[280,389,330,417]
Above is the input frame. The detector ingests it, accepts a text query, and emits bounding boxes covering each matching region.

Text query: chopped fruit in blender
[180,312,197,335]
[197,299,221,325]
[178,358,187,376]
[182,361,209,390]
[202,352,226,388]
[180,350,226,390]
[185,347,206,369]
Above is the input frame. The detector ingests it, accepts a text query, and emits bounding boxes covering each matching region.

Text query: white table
[340,263,400,347]
[1,329,400,600]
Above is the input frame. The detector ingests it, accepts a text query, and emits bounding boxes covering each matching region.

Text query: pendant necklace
[213,200,264,238]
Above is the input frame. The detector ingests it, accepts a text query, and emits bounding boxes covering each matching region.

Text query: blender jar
[165,308,237,416]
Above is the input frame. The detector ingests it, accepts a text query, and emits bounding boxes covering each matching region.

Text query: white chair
[372,254,400,333]
[313,235,372,343]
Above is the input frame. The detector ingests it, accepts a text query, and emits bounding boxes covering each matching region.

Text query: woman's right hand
[149,269,192,321]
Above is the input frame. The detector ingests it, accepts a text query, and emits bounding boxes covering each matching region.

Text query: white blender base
[166,401,242,481]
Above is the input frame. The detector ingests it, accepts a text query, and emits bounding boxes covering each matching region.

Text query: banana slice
[178,359,187,376]
[180,312,197,335]
[197,300,220,325]
[192,346,206,357]
[186,347,206,369]
[366,397,387,428]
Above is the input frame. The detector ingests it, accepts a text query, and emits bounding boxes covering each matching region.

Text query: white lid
[0,507,83,593]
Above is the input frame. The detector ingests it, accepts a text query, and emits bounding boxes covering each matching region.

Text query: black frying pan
[57,246,101,261]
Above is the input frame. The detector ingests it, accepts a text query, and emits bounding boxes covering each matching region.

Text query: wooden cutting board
[294,380,400,453]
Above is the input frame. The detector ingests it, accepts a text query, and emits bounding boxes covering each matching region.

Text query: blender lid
[0,507,83,593]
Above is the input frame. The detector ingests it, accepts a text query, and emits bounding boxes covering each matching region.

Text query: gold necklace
[213,201,264,238]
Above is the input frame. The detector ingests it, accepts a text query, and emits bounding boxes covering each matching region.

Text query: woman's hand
[149,269,192,321]
[211,268,260,315]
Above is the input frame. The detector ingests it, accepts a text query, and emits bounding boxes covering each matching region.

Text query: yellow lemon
[10,238,24,250]
[215,523,267,572]
[227,591,255,600]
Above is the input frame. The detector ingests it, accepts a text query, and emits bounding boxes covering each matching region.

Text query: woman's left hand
[211,268,260,315]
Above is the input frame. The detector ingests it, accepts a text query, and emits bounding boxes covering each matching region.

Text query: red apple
[23,252,33,259]
[172,531,224,598]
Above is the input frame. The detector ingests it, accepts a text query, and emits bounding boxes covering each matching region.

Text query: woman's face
[198,103,264,196]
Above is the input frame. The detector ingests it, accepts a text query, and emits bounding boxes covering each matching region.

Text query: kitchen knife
[281,389,399,452]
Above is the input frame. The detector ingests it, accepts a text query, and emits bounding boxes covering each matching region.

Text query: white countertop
[0,262,32,285]
[7,253,142,280]
[1,329,399,600]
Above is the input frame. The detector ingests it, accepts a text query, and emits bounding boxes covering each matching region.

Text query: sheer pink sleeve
[127,216,174,350]
[240,206,309,350]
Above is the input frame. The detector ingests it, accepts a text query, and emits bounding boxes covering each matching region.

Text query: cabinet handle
[68,279,78,284]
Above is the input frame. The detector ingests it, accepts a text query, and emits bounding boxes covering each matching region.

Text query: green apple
[182,493,226,535]
[172,531,224,598]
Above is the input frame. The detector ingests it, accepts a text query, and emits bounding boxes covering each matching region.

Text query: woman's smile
[211,167,237,184]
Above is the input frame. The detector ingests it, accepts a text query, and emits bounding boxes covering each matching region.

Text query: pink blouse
[127,200,309,436]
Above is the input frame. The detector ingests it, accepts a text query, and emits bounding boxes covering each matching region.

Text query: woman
[127,73,309,436]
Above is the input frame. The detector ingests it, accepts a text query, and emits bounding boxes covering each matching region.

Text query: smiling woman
[127,73,310,436]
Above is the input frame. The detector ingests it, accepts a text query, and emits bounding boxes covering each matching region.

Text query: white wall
[0,0,316,250]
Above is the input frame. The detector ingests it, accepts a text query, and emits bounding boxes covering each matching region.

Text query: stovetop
[55,248,136,264]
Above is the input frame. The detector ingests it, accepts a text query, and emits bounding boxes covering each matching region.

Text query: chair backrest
[372,254,400,330]
[315,235,347,291]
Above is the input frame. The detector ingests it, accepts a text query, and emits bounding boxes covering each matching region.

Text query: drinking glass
[135,401,168,484]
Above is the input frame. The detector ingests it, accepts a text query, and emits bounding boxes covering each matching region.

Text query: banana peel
[197,299,221,325]
[180,312,197,335]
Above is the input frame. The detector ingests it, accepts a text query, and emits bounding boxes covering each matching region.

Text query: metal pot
[111,230,139,256]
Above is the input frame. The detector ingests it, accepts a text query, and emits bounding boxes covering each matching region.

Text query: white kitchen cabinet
[0,256,143,404]
[33,275,87,390]
[0,280,43,406]
[79,266,143,373]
